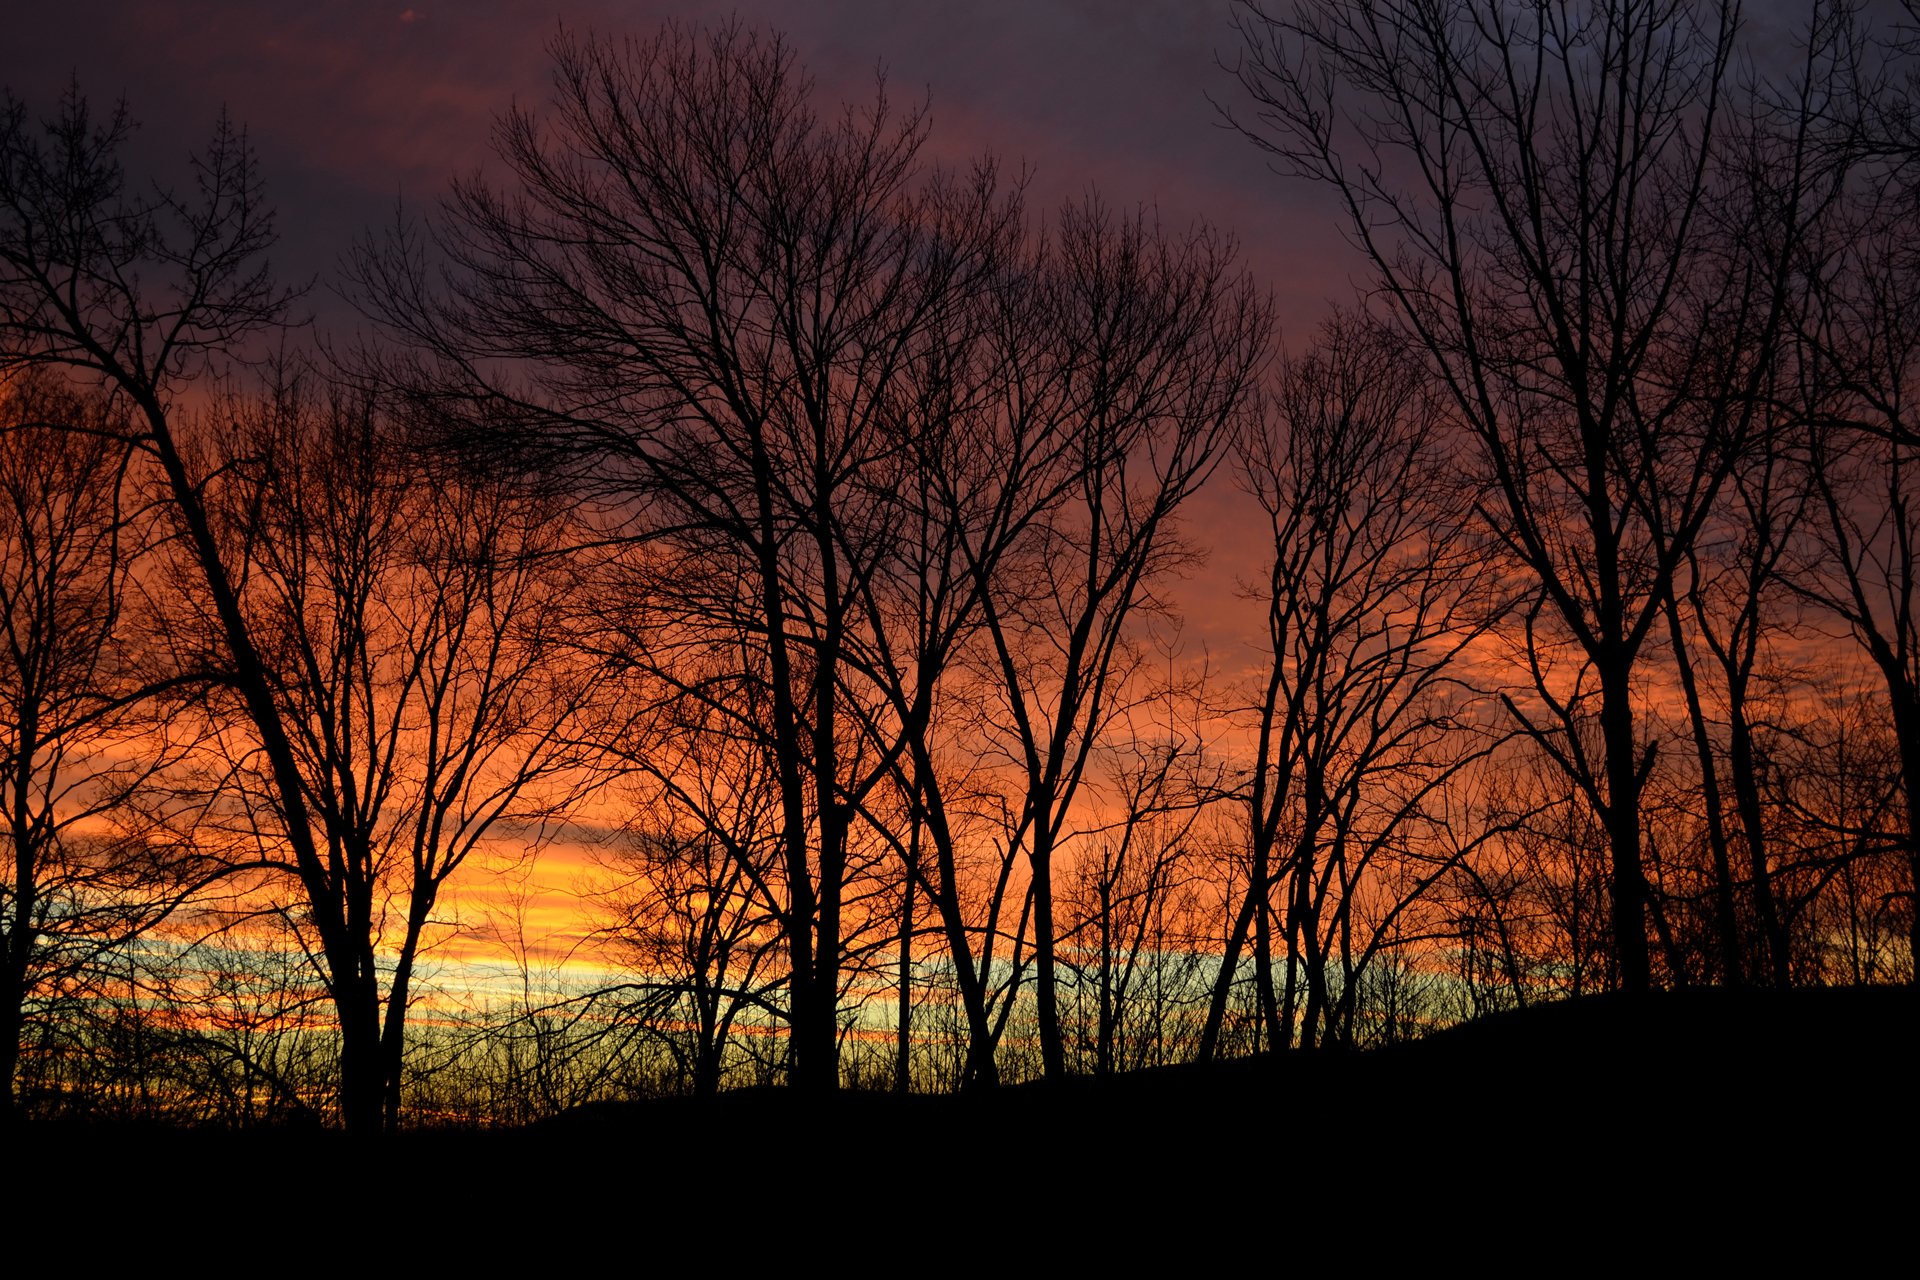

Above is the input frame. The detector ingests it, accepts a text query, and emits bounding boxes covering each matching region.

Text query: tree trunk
[1096,876,1115,1077]
[1600,656,1652,994]
[908,755,999,1088]
[1665,591,1745,985]
[1889,682,1920,986]
[1726,693,1789,987]
[895,868,913,1095]
[1196,872,1260,1063]
[0,978,22,1117]
[334,967,385,1137]
[1031,825,1065,1081]
[2,832,32,1115]
[378,897,435,1131]
[1254,859,1283,1052]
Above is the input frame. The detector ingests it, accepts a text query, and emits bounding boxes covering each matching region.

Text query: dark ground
[18,987,1915,1262]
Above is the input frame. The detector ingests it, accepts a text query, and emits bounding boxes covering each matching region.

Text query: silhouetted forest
[2,1,1917,1139]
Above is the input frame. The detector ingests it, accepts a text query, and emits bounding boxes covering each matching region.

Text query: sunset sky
[5,1,1396,657]
[7,3,1360,295]
[10,1,1860,973]
[8,0,1916,1145]
[5,2,1388,975]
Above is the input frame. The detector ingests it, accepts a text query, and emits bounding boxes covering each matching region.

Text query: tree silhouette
[1198,312,1498,1057]
[200,370,605,1129]
[4,10,1916,1127]
[0,370,213,1113]
[968,201,1266,1080]
[1794,171,1920,977]
[0,86,410,1117]
[354,22,1037,1091]
[591,654,792,1097]
[1225,0,1828,991]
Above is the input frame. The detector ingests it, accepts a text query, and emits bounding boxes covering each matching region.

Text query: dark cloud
[5,1,1363,657]
[5,2,1355,305]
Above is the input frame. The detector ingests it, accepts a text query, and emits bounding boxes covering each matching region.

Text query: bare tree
[0,88,448,1121]
[1660,434,1807,986]
[1792,194,1920,976]
[588,653,793,1097]
[189,370,606,1129]
[1762,671,1910,984]
[971,201,1267,1081]
[0,369,214,1112]
[1197,312,1497,1059]
[1226,0,1827,991]
[828,186,1056,1091]
[1058,689,1219,1076]
[828,193,1269,1088]
[352,22,1107,1091]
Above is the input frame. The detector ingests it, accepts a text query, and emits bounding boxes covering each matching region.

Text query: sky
[3,2,1384,972]
[8,2,1894,998]
[5,2,1369,659]
[2,3,1360,320]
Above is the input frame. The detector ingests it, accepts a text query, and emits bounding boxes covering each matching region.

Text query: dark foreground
[20,987,1915,1259]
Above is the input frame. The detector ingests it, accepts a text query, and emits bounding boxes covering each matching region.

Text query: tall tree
[354,22,1027,1091]
[204,371,603,1129]
[1661,439,1805,986]
[0,370,210,1113]
[1226,0,1821,990]
[972,202,1266,1080]
[1794,182,1920,980]
[829,185,1058,1091]
[0,88,332,1103]
[1198,312,1495,1059]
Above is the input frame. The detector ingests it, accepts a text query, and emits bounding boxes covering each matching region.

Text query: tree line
[2,3,1916,1132]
